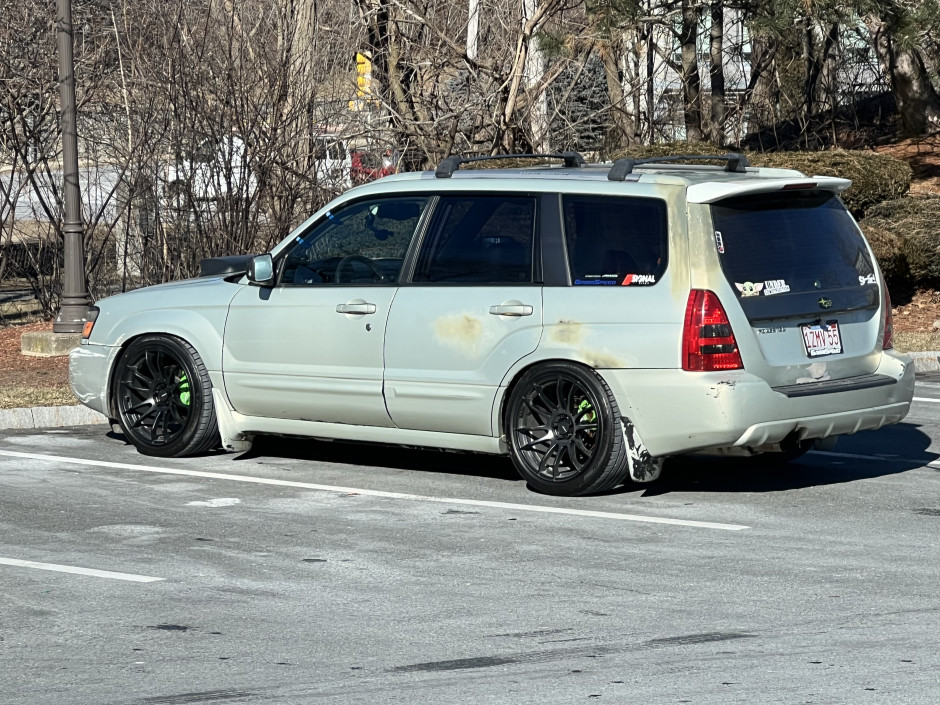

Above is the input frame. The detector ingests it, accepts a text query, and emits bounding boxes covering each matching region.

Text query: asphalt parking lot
[2,384,940,704]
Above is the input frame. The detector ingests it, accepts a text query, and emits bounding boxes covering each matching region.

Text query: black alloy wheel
[507,362,630,496]
[112,335,219,457]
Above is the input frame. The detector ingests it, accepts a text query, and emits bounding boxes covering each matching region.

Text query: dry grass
[0,385,76,409]
[894,332,940,354]
[0,321,74,409]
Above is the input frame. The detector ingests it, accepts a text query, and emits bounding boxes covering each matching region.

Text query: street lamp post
[53,0,91,334]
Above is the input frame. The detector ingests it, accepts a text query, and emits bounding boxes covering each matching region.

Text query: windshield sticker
[715,230,725,254]
[735,281,763,297]
[763,279,790,296]
[622,274,656,286]
[858,273,876,285]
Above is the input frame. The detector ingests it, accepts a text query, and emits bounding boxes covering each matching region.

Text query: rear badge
[817,297,833,309]
[735,281,763,297]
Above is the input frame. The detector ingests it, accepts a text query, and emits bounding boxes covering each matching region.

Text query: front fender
[96,308,227,373]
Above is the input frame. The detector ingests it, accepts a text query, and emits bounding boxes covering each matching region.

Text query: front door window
[281,197,429,286]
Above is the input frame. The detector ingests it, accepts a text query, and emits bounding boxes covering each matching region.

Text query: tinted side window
[563,195,668,286]
[412,195,535,284]
[281,197,428,285]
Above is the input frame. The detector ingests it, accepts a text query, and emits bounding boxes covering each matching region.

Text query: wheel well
[498,358,596,437]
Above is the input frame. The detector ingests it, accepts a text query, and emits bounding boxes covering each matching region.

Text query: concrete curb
[0,404,107,430]
[0,352,938,431]
[907,351,940,373]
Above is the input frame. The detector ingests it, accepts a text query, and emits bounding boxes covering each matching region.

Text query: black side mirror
[247,254,275,287]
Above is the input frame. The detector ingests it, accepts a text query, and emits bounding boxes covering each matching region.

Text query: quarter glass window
[563,195,668,287]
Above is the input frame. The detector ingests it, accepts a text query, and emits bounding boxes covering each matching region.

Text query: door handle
[336,302,377,315]
[489,303,533,317]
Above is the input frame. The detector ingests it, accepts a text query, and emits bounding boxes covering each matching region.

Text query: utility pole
[53,0,91,334]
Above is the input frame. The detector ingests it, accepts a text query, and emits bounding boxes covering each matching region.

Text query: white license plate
[801,320,842,358]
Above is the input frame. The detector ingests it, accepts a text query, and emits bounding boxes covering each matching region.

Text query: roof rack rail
[607,153,750,181]
[435,151,586,178]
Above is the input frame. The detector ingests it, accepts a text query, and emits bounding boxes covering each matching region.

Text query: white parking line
[0,449,748,531]
[913,396,940,403]
[0,557,163,582]
[811,449,940,470]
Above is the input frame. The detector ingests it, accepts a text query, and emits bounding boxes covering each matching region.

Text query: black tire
[506,362,630,496]
[111,335,219,457]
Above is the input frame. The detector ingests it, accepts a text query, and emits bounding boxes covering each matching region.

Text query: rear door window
[562,195,668,286]
[711,191,878,320]
[412,195,535,284]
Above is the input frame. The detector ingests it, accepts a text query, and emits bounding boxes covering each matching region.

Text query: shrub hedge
[861,196,940,290]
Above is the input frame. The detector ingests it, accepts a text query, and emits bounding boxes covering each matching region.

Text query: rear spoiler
[686,176,851,204]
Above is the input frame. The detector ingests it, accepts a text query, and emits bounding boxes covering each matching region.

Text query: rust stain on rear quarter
[549,320,584,345]
[433,314,484,354]
[581,349,624,368]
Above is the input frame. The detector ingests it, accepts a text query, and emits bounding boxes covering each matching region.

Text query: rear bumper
[600,350,914,457]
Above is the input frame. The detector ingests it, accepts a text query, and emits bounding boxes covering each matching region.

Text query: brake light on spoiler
[683,290,744,371]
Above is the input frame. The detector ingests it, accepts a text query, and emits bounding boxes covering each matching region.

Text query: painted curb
[0,405,107,431]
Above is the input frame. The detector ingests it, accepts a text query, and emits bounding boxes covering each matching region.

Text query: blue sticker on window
[574,279,617,286]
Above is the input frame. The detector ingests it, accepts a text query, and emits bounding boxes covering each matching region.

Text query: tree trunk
[802,20,839,122]
[599,38,636,150]
[866,14,940,137]
[523,0,549,152]
[680,0,703,142]
[746,34,779,138]
[708,0,725,145]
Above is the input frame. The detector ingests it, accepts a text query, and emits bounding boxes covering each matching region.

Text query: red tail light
[683,290,744,371]
[882,285,894,350]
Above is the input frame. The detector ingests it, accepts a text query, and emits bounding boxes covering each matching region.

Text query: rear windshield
[563,195,668,286]
[711,191,878,319]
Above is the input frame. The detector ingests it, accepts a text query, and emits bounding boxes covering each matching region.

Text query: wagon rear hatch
[707,189,886,389]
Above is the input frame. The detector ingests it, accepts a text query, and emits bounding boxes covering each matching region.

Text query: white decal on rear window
[858,273,876,285]
[715,230,725,254]
[735,281,763,297]
[763,279,790,295]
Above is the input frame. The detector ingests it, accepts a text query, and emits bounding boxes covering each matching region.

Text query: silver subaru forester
[70,152,914,496]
